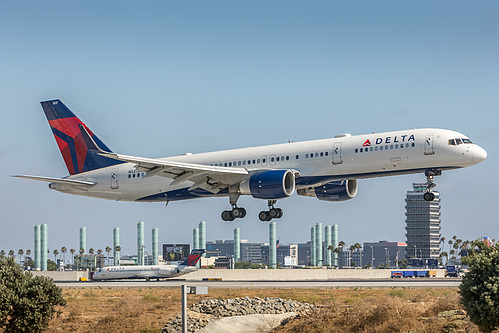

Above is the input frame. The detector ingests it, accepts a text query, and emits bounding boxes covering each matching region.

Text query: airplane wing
[12,175,96,186]
[78,124,249,192]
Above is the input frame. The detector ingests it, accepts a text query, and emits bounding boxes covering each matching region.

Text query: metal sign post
[182,285,208,333]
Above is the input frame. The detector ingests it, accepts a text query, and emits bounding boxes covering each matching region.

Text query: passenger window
[286,156,289,160]
[395,144,398,149]
[400,144,403,149]
[262,158,265,163]
[320,152,324,157]
[306,154,309,158]
[310,153,313,158]
[271,157,275,162]
[281,156,285,161]
[385,146,389,150]
[360,148,363,152]
[375,146,378,151]
[406,143,409,148]
[325,152,328,156]
[224,163,227,167]
[243,161,246,165]
[380,146,383,151]
[370,147,373,151]
[253,160,256,164]
[276,157,279,162]
[238,161,241,166]
[128,174,131,178]
[315,153,318,157]
[411,143,415,147]
[296,155,299,159]
[229,162,232,167]
[355,149,358,153]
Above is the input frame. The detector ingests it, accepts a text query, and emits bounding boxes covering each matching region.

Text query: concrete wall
[31,271,88,281]
[184,268,446,281]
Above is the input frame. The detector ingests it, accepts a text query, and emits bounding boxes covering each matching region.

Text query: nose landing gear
[423,169,441,202]
[258,200,283,222]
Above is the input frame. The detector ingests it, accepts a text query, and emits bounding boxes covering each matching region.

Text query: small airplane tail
[180,249,205,266]
[41,99,123,175]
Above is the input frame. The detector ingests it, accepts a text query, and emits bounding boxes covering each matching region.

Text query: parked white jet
[92,249,204,280]
[15,100,487,221]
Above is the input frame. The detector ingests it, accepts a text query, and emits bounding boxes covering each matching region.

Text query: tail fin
[180,249,205,266]
[41,99,123,175]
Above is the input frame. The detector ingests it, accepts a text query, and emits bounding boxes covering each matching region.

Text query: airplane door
[332,143,343,164]
[110,169,119,189]
[424,135,435,155]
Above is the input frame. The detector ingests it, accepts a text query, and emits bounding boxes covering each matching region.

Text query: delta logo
[360,134,416,148]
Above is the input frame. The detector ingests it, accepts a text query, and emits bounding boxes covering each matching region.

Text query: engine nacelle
[297,180,358,201]
[240,170,295,200]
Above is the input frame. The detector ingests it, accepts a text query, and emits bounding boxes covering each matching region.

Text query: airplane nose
[472,145,487,164]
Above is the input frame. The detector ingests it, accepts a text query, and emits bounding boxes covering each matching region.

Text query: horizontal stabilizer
[12,175,96,186]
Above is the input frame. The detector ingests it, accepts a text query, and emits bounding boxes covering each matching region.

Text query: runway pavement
[57,278,461,289]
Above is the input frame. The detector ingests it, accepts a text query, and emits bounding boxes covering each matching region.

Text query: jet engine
[297,180,358,201]
[240,170,295,200]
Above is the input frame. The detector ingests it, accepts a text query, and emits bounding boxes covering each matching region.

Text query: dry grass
[47,287,483,333]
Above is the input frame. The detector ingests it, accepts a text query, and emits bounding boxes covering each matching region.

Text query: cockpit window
[448,138,473,146]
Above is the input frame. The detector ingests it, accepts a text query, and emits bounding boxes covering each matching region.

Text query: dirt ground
[46,287,482,333]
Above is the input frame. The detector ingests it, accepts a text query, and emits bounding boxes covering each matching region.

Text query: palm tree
[448,239,453,256]
[8,250,15,259]
[440,237,446,254]
[115,245,121,265]
[53,249,59,264]
[89,248,95,255]
[97,249,103,256]
[61,247,67,267]
[79,248,85,255]
[105,246,112,265]
[354,243,362,267]
[0,250,5,257]
[70,249,75,268]
[18,249,24,264]
[349,245,355,267]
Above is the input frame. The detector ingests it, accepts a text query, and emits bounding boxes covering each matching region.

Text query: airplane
[15,99,487,221]
[92,249,204,280]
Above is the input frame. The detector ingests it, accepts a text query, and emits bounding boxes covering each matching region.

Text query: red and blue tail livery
[41,99,122,175]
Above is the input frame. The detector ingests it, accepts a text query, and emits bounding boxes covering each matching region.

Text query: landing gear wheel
[221,210,235,221]
[259,211,271,222]
[235,207,246,218]
[423,192,435,202]
[269,208,280,219]
[276,208,283,218]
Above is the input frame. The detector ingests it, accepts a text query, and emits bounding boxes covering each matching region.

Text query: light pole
[414,245,417,259]
[371,246,374,268]
[396,250,399,269]
[385,248,388,267]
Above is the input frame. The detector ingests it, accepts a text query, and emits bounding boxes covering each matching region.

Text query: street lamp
[414,245,417,259]
[385,247,388,267]
[371,246,374,268]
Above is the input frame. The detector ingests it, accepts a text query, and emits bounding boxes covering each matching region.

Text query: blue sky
[1,2,498,256]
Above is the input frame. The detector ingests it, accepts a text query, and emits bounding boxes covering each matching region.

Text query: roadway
[56,278,462,289]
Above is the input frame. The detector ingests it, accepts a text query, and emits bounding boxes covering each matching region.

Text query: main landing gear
[423,169,441,202]
[221,191,247,222]
[258,200,283,222]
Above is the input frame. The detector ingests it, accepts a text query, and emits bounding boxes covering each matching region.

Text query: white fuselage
[51,128,487,202]
[92,264,197,280]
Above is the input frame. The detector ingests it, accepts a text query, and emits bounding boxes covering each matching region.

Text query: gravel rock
[161,297,314,333]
